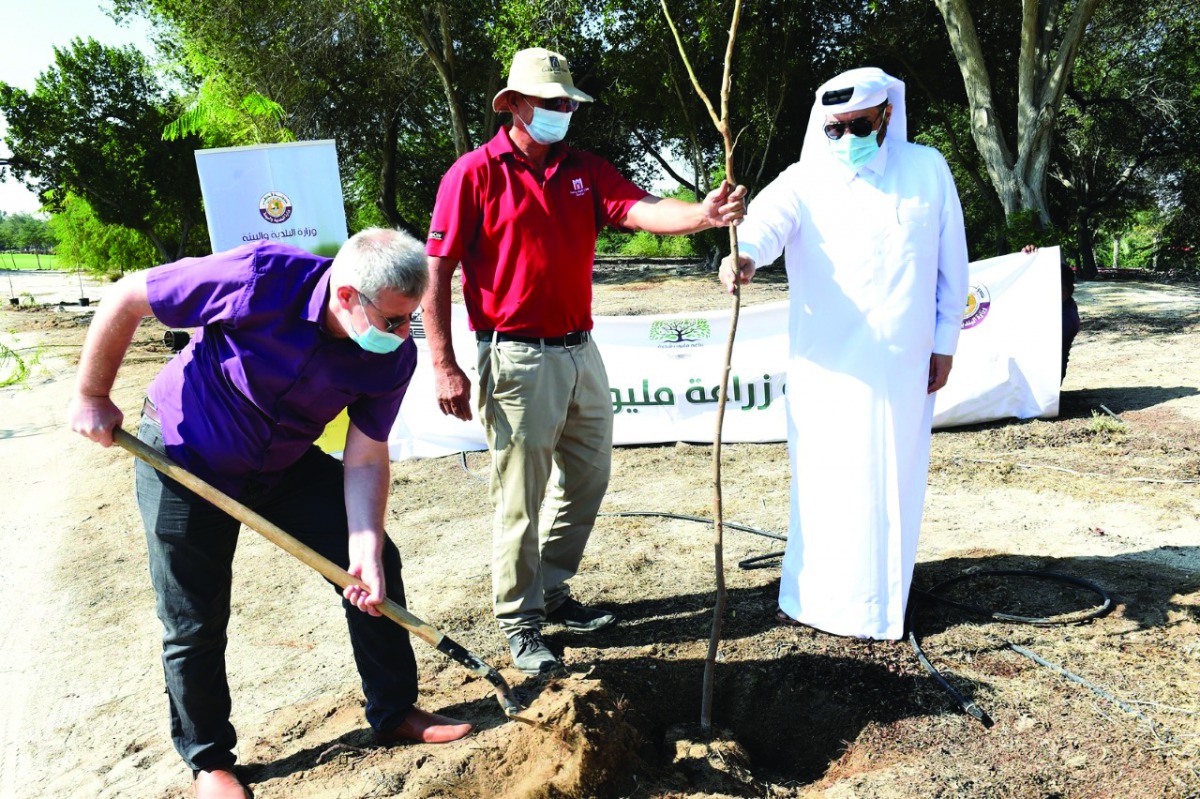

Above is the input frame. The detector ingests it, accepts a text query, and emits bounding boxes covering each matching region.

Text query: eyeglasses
[528,96,580,113]
[823,103,888,140]
[359,292,410,334]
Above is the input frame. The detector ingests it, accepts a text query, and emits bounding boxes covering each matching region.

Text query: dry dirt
[1,265,1198,799]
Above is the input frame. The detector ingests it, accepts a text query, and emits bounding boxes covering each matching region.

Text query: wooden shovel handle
[112,427,442,645]
[111,427,525,717]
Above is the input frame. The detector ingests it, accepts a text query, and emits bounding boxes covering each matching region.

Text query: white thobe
[738,139,969,640]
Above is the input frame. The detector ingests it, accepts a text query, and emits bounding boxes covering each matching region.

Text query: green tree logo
[649,318,711,344]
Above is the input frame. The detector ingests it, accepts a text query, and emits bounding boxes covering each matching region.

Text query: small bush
[1086,410,1125,435]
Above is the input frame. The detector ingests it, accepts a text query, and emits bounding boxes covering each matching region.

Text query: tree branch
[629,126,698,194]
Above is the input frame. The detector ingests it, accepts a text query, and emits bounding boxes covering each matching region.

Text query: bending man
[68,229,471,799]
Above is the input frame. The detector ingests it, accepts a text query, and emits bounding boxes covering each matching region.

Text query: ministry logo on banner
[259,191,294,224]
[962,283,991,329]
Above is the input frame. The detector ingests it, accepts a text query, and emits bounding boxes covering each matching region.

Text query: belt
[142,397,160,423]
[476,330,591,347]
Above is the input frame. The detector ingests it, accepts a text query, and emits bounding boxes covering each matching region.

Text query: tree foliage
[119,0,507,236]
[50,193,159,274]
[0,38,203,263]
[1049,0,1200,276]
[0,212,55,252]
[1,0,1191,278]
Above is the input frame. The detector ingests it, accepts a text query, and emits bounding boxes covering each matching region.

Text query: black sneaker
[507,628,563,676]
[546,597,618,632]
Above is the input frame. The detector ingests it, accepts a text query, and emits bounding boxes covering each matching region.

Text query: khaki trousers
[476,337,612,634]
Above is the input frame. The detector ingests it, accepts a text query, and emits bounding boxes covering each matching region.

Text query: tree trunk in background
[377,107,403,230]
[934,0,1103,230]
[375,106,420,238]
[142,229,171,265]
[407,2,473,158]
[1076,209,1098,279]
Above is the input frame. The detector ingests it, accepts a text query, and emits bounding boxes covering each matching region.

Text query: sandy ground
[0,270,1197,799]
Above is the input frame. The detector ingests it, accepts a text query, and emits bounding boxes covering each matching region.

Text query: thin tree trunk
[142,228,171,265]
[377,107,402,229]
[408,4,472,157]
[1076,210,1098,279]
[660,0,743,739]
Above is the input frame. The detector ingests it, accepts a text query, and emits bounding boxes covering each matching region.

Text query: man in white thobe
[720,67,969,640]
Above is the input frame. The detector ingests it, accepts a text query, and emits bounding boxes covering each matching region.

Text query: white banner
[388,248,1062,460]
[932,247,1062,427]
[194,140,348,256]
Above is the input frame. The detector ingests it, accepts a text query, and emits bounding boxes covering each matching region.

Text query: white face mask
[521,106,572,145]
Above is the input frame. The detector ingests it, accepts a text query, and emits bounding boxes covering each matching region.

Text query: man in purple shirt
[68,229,471,799]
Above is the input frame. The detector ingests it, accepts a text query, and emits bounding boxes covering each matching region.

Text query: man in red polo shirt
[424,47,746,675]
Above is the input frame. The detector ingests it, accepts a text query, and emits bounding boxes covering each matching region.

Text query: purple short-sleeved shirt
[145,241,416,496]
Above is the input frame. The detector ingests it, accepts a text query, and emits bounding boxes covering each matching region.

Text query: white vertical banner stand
[194,140,348,256]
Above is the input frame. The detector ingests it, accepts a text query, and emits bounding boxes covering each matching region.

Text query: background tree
[51,193,159,274]
[933,0,1103,235]
[1156,160,1200,274]
[0,38,203,263]
[1048,0,1200,277]
[77,0,1195,279]
[0,212,56,252]
[122,0,506,236]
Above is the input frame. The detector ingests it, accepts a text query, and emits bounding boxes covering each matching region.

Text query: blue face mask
[349,293,406,354]
[828,129,882,170]
[523,106,572,145]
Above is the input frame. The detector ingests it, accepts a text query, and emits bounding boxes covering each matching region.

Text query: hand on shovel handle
[110,428,525,719]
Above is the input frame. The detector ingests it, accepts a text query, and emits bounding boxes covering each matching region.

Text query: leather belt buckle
[561,331,589,347]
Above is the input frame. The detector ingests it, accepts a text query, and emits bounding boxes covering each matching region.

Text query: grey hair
[330,227,428,299]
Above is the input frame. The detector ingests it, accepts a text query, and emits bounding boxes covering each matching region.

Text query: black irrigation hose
[456,448,787,542]
[600,506,1119,730]
[456,451,1127,731]
[909,628,995,727]
[739,550,785,569]
[598,510,787,541]
[907,568,1113,724]
[1006,643,1179,746]
[459,450,487,482]
[914,570,1113,626]
[908,570,1112,728]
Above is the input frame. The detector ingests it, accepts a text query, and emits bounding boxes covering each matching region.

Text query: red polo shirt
[426,127,650,337]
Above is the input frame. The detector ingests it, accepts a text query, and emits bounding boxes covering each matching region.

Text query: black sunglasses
[823,102,888,140]
[527,96,580,113]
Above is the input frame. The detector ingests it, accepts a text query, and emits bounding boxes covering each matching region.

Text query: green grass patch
[1,253,59,271]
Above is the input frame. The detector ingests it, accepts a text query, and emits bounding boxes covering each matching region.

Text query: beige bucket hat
[491,47,595,112]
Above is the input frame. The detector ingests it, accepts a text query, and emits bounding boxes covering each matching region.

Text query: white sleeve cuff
[737,241,761,268]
